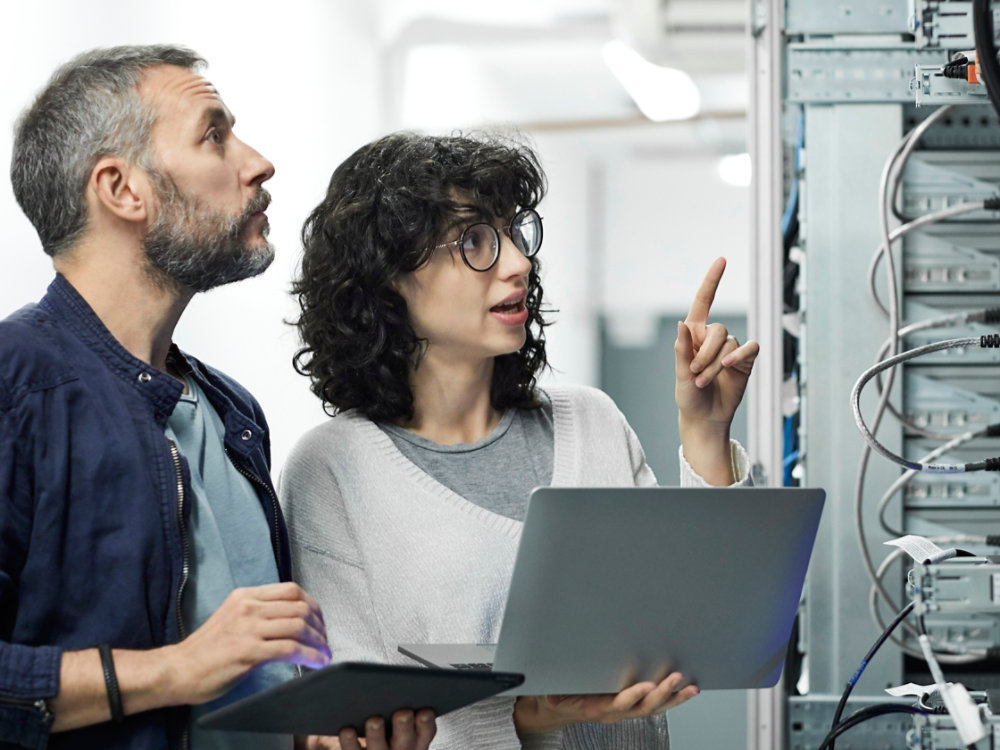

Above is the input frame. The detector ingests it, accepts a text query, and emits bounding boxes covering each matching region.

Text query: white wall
[533,126,750,389]
[1,2,749,477]
[1,0,381,475]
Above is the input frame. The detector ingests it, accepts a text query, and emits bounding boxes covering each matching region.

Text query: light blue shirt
[165,376,296,750]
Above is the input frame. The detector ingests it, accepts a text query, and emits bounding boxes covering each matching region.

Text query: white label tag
[884,535,956,564]
[885,682,934,698]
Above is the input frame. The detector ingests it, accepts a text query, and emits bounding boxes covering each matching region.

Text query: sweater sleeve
[280,427,530,750]
[562,715,669,749]
[617,398,658,488]
[279,433,392,663]
[679,440,752,488]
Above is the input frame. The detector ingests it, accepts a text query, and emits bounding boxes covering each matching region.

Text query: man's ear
[89,156,151,224]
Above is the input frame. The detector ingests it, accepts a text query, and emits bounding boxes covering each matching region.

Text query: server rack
[748,1,1000,747]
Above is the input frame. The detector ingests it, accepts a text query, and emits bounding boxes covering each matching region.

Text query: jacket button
[137,372,151,383]
[241,429,253,441]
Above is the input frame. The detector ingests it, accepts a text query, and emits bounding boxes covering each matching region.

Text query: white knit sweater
[279,384,751,749]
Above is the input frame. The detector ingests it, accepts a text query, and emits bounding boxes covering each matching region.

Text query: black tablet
[197,661,525,736]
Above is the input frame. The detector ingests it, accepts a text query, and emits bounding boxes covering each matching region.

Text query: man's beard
[143,172,275,294]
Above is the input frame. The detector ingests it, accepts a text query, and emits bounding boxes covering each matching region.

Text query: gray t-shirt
[380,397,555,522]
[165,376,296,750]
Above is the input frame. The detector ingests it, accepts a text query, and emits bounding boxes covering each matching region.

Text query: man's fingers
[253,637,331,669]
[306,735,341,750]
[254,598,328,639]
[338,725,362,750]
[242,583,325,618]
[387,710,419,750]
[256,616,329,652]
[684,256,726,326]
[239,581,311,601]
[227,583,327,629]
[413,710,436,749]
[225,585,331,668]
[361,717,387,750]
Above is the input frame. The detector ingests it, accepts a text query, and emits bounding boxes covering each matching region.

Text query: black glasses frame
[433,208,543,272]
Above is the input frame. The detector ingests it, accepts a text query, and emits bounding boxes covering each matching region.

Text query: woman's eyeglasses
[433,208,543,272]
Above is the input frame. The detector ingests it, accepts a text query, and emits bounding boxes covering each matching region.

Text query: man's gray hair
[10,44,206,257]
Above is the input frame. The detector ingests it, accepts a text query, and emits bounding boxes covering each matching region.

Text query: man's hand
[513,673,699,735]
[675,256,759,485]
[50,582,331,732]
[165,582,331,706]
[301,709,437,750]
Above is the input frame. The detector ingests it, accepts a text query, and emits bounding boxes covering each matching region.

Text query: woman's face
[394,200,533,369]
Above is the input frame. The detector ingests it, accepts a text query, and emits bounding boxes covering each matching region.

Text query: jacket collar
[39,274,184,426]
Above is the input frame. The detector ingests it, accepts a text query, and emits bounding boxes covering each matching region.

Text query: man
[0,45,434,750]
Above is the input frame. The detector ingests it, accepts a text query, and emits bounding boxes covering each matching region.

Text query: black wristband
[97,643,124,723]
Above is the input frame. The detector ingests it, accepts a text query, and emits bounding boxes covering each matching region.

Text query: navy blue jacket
[0,275,291,750]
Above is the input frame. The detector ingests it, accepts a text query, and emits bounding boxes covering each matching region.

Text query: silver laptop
[399,486,825,696]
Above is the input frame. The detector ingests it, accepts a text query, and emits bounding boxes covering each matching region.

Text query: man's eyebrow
[202,106,235,129]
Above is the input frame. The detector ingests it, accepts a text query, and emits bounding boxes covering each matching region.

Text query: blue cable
[781,105,805,238]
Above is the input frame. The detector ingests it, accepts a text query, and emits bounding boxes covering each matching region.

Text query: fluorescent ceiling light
[601,40,700,121]
[718,153,752,187]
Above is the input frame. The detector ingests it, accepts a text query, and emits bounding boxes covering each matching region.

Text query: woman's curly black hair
[291,130,551,422]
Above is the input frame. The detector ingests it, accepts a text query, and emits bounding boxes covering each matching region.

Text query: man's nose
[239,138,275,186]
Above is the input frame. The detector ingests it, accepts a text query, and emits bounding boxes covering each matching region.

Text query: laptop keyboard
[449,662,494,671]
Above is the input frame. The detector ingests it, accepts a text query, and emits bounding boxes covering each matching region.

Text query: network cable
[852,338,1000,631]
[851,106,988,624]
[876,429,990,539]
[852,335,1000,472]
[887,104,956,225]
[972,0,1000,120]
[826,601,915,750]
[815,703,927,750]
[871,311,1000,439]
[869,537,990,662]
[855,109,1000,636]
[866,201,996,319]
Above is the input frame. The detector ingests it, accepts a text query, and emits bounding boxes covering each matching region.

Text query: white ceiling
[373,0,749,135]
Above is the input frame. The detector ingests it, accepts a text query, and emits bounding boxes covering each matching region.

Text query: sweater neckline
[379,408,516,454]
[346,385,578,537]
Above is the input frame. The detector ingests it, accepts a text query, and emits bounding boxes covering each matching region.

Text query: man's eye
[206,129,222,145]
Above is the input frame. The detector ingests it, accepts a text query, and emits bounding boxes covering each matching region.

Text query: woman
[282,131,757,749]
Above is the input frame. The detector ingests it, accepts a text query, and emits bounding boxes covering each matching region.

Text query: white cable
[873,311,981,439]
[852,113,924,622]
[855,106,989,636]
[867,200,990,316]
[852,337,983,472]
[918,634,988,745]
[868,105,956,318]
[890,105,957,222]
[876,430,982,538]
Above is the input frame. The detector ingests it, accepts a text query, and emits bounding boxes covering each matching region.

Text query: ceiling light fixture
[601,39,700,122]
[718,153,752,187]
